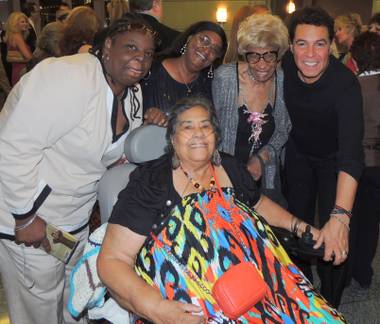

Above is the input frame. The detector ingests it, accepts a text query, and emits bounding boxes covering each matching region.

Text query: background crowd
[0,0,379,323]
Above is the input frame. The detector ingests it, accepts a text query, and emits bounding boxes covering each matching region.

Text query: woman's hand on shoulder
[144,107,167,127]
[152,300,205,324]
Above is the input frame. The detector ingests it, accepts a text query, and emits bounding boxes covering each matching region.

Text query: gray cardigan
[212,63,291,205]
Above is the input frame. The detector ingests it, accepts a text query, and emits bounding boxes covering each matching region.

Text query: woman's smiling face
[184,31,223,72]
[172,105,216,165]
[103,29,155,89]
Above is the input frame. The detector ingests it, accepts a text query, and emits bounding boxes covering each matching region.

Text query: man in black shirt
[282,7,363,307]
[129,0,180,52]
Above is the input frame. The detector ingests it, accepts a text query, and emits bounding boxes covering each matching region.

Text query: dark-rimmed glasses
[245,51,278,64]
[196,34,223,58]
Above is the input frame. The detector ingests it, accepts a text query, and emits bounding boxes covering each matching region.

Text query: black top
[235,104,275,164]
[137,13,180,52]
[282,51,364,180]
[141,61,213,114]
[109,153,261,236]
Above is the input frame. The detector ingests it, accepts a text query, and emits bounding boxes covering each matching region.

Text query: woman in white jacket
[0,14,157,324]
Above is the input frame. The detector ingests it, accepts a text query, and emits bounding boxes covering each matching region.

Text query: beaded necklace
[180,164,216,192]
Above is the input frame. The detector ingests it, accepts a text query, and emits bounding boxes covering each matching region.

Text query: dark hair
[129,0,153,12]
[57,1,70,9]
[351,31,380,74]
[159,21,227,68]
[369,12,380,26]
[22,2,38,17]
[91,13,159,58]
[166,96,221,157]
[288,6,334,43]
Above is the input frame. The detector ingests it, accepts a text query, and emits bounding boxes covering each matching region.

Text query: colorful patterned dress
[135,187,345,323]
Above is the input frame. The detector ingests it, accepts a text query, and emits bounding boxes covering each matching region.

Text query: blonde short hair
[335,13,362,38]
[237,14,289,59]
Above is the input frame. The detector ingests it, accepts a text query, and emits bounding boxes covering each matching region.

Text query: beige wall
[374,0,380,13]
[162,0,270,35]
[162,0,378,35]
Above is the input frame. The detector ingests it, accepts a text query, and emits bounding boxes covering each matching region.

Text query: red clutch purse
[212,262,267,320]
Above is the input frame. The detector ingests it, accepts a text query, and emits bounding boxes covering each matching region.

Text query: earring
[172,152,180,169]
[180,43,188,55]
[211,150,221,166]
[142,70,151,81]
[102,53,110,62]
[207,65,214,79]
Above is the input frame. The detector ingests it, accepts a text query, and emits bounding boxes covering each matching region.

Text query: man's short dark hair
[22,2,38,17]
[59,1,70,7]
[369,12,380,26]
[129,0,154,12]
[288,6,335,43]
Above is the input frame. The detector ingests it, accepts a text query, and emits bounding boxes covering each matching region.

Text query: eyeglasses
[245,51,278,64]
[195,34,222,58]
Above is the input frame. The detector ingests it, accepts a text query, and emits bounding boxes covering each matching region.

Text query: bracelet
[290,216,296,233]
[331,214,350,231]
[291,217,302,237]
[331,204,353,219]
[14,214,37,232]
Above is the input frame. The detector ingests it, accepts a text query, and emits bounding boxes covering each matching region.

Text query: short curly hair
[351,31,380,74]
[237,14,289,59]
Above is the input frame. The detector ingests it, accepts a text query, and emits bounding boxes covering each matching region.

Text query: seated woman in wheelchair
[97,96,345,323]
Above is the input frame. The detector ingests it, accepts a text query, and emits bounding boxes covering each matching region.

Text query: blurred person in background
[224,5,270,64]
[59,6,101,55]
[369,13,380,35]
[107,0,129,25]
[27,21,64,70]
[335,13,362,73]
[129,0,179,52]
[4,11,32,86]
[0,51,11,109]
[56,1,71,24]
[22,1,41,52]
[349,31,380,289]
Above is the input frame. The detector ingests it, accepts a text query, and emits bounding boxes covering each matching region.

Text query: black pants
[350,167,380,287]
[284,139,348,308]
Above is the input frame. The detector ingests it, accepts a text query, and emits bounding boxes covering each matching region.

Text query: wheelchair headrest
[124,124,167,163]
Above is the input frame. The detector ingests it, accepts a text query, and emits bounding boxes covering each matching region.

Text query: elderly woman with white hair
[212,14,291,206]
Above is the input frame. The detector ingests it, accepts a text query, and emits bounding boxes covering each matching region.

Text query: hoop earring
[142,70,151,81]
[180,43,188,55]
[172,152,180,169]
[207,65,214,79]
[211,150,221,166]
